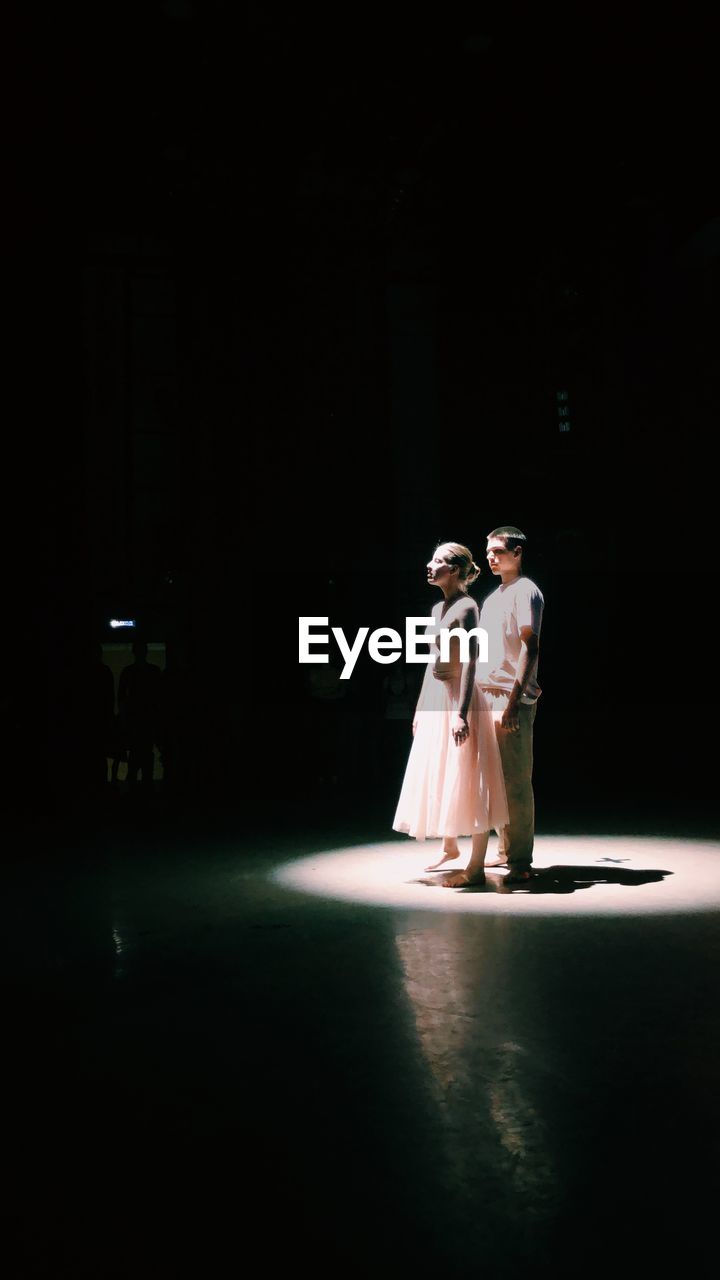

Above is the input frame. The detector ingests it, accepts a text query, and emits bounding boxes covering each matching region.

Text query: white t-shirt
[477,576,544,703]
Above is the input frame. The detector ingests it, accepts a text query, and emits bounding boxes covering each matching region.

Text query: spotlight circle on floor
[272,835,720,916]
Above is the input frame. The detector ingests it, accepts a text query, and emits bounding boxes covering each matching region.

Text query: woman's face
[426,547,456,587]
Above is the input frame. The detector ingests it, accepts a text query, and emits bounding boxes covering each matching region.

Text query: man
[479,526,544,884]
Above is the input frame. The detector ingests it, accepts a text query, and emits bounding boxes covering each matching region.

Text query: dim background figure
[118,640,163,789]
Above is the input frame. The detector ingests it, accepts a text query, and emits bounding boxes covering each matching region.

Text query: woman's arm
[411,661,434,735]
[412,605,439,733]
[453,600,479,742]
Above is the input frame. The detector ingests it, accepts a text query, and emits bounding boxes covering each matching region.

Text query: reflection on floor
[5,810,720,1277]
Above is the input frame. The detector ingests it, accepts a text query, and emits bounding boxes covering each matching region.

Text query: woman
[392,542,508,886]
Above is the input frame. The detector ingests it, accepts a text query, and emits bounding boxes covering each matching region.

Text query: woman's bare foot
[441,869,487,888]
[425,844,460,872]
[483,853,507,868]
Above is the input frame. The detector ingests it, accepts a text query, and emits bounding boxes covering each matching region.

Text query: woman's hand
[451,713,469,746]
[412,718,417,738]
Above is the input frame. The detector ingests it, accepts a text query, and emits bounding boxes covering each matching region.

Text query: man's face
[486,538,519,575]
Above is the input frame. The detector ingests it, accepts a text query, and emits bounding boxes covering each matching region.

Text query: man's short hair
[487,526,526,554]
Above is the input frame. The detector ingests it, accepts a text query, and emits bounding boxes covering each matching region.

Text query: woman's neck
[441,588,466,612]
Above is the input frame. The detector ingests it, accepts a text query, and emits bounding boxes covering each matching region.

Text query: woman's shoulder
[445,594,479,624]
[457,593,479,617]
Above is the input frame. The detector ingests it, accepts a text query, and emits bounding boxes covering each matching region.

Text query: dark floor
[5,793,720,1278]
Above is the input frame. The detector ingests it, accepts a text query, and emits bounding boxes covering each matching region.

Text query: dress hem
[393,823,504,841]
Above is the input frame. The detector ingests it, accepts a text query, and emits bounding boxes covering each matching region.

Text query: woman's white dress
[392,596,509,840]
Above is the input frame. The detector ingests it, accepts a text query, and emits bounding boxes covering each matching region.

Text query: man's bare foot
[483,854,507,868]
[425,848,460,872]
[441,869,486,888]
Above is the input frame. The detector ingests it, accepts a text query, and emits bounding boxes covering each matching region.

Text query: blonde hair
[435,542,481,588]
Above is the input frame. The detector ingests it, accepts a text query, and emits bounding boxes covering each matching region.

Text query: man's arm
[501,625,539,733]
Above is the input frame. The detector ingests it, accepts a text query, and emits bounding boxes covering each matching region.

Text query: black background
[5,1,719,830]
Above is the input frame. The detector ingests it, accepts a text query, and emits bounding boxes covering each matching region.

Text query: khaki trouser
[483,691,538,870]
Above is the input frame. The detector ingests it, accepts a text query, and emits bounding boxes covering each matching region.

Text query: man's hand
[451,713,469,745]
[500,699,520,734]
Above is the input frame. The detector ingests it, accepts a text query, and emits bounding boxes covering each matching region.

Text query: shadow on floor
[413,865,673,894]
